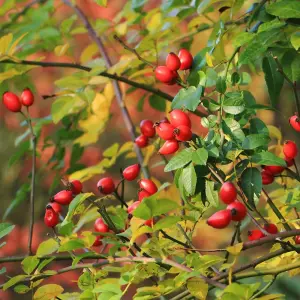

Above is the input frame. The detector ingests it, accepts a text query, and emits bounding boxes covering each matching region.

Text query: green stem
[249,277,276,300]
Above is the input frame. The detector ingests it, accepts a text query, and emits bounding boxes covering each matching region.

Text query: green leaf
[182,163,197,196]
[282,50,300,83]
[216,77,227,94]
[33,284,64,300]
[95,0,107,7]
[132,0,147,11]
[59,239,85,252]
[3,275,28,291]
[197,0,211,14]
[249,118,269,135]
[205,180,219,207]
[153,216,181,231]
[222,118,245,143]
[223,92,245,115]
[3,183,30,220]
[22,256,40,275]
[251,151,286,166]
[8,140,30,167]
[133,197,179,220]
[36,239,59,257]
[187,278,208,300]
[266,0,300,18]
[192,148,208,165]
[14,284,31,294]
[149,94,166,112]
[164,148,193,172]
[171,86,203,111]
[262,55,284,107]
[242,134,270,150]
[0,223,15,240]
[291,32,300,51]
[240,168,262,208]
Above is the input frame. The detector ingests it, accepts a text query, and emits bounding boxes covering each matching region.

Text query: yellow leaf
[187,278,208,299]
[54,43,70,56]
[33,284,64,300]
[267,125,282,143]
[130,224,152,244]
[129,67,153,79]
[89,76,109,85]
[115,22,127,36]
[80,43,98,64]
[0,68,22,82]
[257,294,285,300]
[0,33,13,55]
[104,82,114,102]
[147,12,162,33]
[206,52,214,67]
[8,33,27,56]
[143,144,156,166]
[226,242,243,256]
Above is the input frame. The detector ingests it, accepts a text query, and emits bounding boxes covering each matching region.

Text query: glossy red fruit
[283,140,298,159]
[140,120,155,138]
[144,219,154,227]
[289,115,300,132]
[178,49,193,70]
[123,164,140,181]
[44,205,59,228]
[20,88,34,107]
[53,190,73,205]
[261,169,274,185]
[166,52,181,71]
[160,117,170,124]
[138,189,151,202]
[2,92,22,112]
[295,236,300,244]
[263,223,278,234]
[94,218,109,233]
[97,177,115,194]
[159,140,179,155]
[70,179,82,195]
[139,179,158,195]
[127,201,141,214]
[285,157,294,167]
[169,109,191,128]
[135,135,148,148]
[155,66,176,84]
[219,182,237,204]
[174,125,192,141]
[248,229,265,241]
[263,165,285,175]
[93,236,102,246]
[49,202,62,213]
[207,210,232,229]
[227,201,247,222]
[155,122,175,140]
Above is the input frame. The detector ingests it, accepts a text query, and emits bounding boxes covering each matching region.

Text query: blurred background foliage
[0,0,299,299]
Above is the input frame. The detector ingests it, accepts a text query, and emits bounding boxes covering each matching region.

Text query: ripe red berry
[248,229,265,241]
[166,52,181,71]
[155,66,177,84]
[70,179,82,195]
[97,177,115,194]
[159,140,179,155]
[138,189,151,202]
[178,49,193,70]
[48,202,62,213]
[20,88,34,107]
[263,223,278,234]
[135,135,148,148]
[93,236,102,246]
[160,117,170,124]
[285,157,294,167]
[289,115,300,132]
[140,120,155,138]
[283,140,298,159]
[155,122,175,140]
[139,179,158,195]
[261,169,274,185]
[44,205,59,228]
[127,201,141,214]
[94,218,109,233]
[169,109,191,128]
[2,92,22,112]
[123,164,140,181]
[295,236,300,244]
[219,182,237,204]
[227,201,247,221]
[174,125,192,141]
[144,219,154,227]
[263,165,285,175]
[53,190,73,205]
[207,209,232,229]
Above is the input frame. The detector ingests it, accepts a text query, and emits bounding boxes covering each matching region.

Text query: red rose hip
[159,140,179,155]
[94,218,109,233]
[2,92,22,112]
[263,223,278,234]
[139,179,158,195]
[207,209,232,229]
[155,66,176,84]
[138,189,151,202]
[289,115,300,132]
[261,169,274,185]
[263,165,285,175]
[135,135,148,148]
[219,182,237,204]
[140,120,155,138]
[295,236,300,244]
[20,88,34,107]
[44,205,59,228]
[283,140,298,159]
[248,229,265,241]
[174,125,192,141]
[155,122,175,141]
[123,164,140,181]
[169,109,191,128]
[166,52,181,71]
[178,49,193,70]
[49,202,62,213]
[227,201,247,221]
[97,177,115,194]
[127,201,141,214]
[53,190,73,205]
[70,179,83,195]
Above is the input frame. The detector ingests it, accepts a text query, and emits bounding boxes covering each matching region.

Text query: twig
[250,277,276,299]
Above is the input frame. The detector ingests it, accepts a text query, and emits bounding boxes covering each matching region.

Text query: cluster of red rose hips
[261,140,298,185]
[289,114,300,132]
[155,49,193,85]
[44,180,83,227]
[135,109,192,155]
[2,88,34,112]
